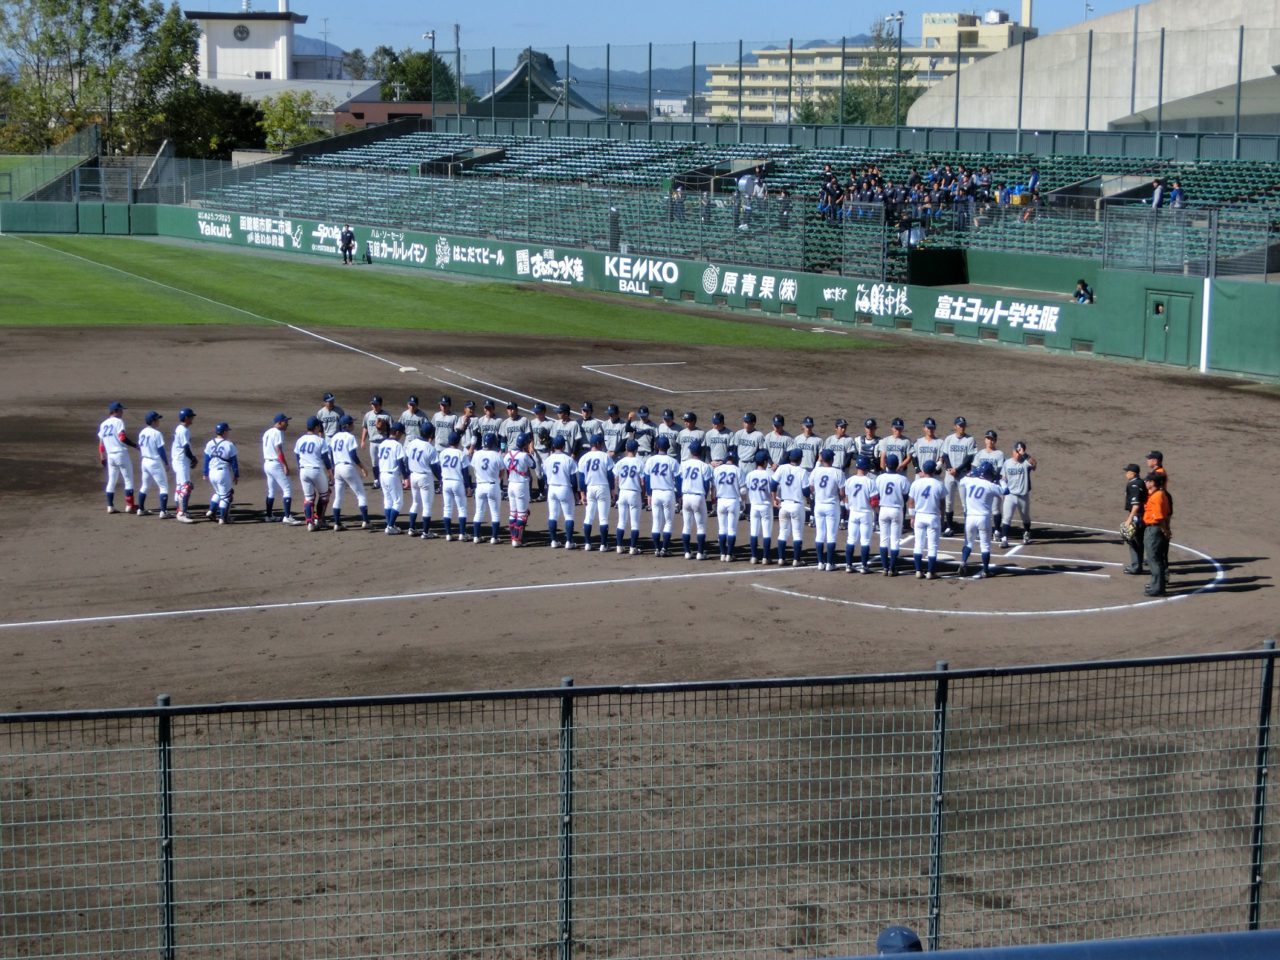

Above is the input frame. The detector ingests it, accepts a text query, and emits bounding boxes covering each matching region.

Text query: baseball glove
[1120,520,1137,544]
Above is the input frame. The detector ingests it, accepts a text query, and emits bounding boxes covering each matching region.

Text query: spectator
[1151,178,1165,209]
[1026,167,1040,193]
[777,188,792,229]
[1169,179,1185,209]
[670,185,685,222]
[1021,189,1042,222]
[997,182,1012,208]
[1073,279,1095,304]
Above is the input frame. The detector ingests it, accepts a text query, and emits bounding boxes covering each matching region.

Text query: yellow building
[705,10,1037,122]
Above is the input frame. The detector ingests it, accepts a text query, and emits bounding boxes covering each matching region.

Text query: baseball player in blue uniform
[810,449,843,571]
[908,459,947,579]
[875,454,908,576]
[98,401,138,514]
[677,440,714,559]
[470,433,506,544]
[542,435,578,548]
[643,435,679,555]
[329,414,370,530]
[203,422,239,525]
[136,411,170,518]
[577,434,614,552]
[843,457,876,573]
[406,423,441,537]
[958,462,1007,578]
[504,432,536,547]
[438,431,472,541]
[744,450,774,563]
[170,407,198,523]
[712,450,744,561]
[260,413,293,523]
[296,416,334,531]
[376,422,410,534]
[614,440,645,554]
[772,448,810,565]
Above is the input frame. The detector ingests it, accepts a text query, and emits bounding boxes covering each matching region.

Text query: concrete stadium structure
[907,0,1280,135]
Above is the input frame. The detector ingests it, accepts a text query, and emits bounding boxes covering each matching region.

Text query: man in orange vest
[1142,472,1172,596]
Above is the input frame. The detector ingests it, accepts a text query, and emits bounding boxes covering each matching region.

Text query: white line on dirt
[582,364,767,394]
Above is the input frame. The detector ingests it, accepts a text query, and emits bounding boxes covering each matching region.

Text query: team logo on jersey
[701,265,720,295]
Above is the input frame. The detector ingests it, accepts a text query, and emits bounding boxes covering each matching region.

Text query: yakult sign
[604,256,679,295]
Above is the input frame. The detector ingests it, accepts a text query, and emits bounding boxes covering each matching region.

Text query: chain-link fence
[3,647,1278,960]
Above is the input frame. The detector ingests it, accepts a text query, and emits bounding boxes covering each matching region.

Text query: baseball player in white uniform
[612,440,645,554]
[704,413,733,466]
[400,395,427,443]
[765,415,794,467]
[643,435,679,556]
[712,450,744,561]
[578,403,603,457]
[744,450,774,564]
[843,457,877,573]
[772,448,810,566]
[958,462,1007,578]
[504,432,536,547]
[655,410,681,461]
[437,431,472,541]
[98,401,138,514]
[294,416,333,532]
[999,441,1036,547]
[376,422,410,534]
[875,454,908,576]
[202,422,239,525]
[600,405,628,459]
[499,401,530,454]
[432,397,459,451]
[170,407,198,523]
[733,413,766,469]
[135,411,170,518]
[474,401,503,454]
[542,436,578,548]
[810,449,843,571]
[973,430,1005,481]
[940,416,976,536]
[676,412,705,463]
[362,396,392,489]
[315,392,344,438]
[406,424,441,538]
[470,433,506,544]
[908,459,947,579]
[576,434,614,552]
[328,415,369,530]
[260,413,295,523]
[677,440,714,560]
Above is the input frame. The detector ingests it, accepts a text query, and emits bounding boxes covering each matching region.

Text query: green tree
[259,89,334,151]
[815,19,921,126]
[157,84,263,158]
[342,47,367,80]
[367,44,396,81]
[378,47,459,102]
[122,2,199,151]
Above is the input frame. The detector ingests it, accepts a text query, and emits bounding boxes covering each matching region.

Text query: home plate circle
[751,521,1225,618]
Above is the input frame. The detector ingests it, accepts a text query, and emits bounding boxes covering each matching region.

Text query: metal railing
[2,645,1277,959]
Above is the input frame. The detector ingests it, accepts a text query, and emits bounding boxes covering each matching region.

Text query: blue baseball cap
[954,416,967,426]
[856,456,871,471]
[552,436,566,449]
[885,454,900,470]
[922,459,937,474]
[323,392,336,403]
[754,450,769,464]
[638,405,649,416]
[145,411,162,424]
[773,414,785,426]
[532,402,546,413]
[448,430,462,445]
[178,407,195,419]
[820,448,834,462]
[581,401,594,412]
[802,416,814,427]
[924,417,937,428]
[108,401,124,412]
[655,436,670,451]
[743,412,756,423]
[864,418,877,429]
[788,448,803,462]
[338,414,354,427]
[306,416,321,430]
[273,413,290,424]
[625,439,639,452]
[835,418,848,428]
[591,433,605,446]
[711,412,724,424]
[214,422,230,434]
[389,421,405,433]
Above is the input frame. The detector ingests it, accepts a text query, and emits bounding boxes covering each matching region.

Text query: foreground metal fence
[2,647,1278,959]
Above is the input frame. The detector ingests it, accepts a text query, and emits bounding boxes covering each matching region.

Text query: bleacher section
[190,133,1280,283]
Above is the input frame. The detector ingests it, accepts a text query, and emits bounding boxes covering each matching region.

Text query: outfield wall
[3,200,1276,380]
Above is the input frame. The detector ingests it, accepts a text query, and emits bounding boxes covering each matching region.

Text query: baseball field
[1,232,1276,713]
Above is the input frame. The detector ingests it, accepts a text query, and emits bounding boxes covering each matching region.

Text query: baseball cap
[885,454,900,470]
[323,392,336,403]
[108,401,125,412]
[856,456,871,471]
[802,416,814,427]
[557,403,571,414]
[338,414,354,427]
[464,400,476,410]
[591,433,605,446]
[662,409,675,419]
[655,436,670,450]
[922,459,937,474]
[743,412,756,423]
[711,412,724,424]
[306,416,321,430]
[924,417,937,428]
[954,416,967,426]
[1146,450,1164,462]
[178,407,195,419]
[754,450,769,464]
[1125,462,1142,474]
[532,402,546,413]
[408,395,420,405]
[439,395,452,405]
[214,421,230,434]
[891,417,904,428]
[788,448,803,462]
[875,925,923,954]
[625,439,639,452]
[389,420,404,432]
[145,411,162,424]
[637,405,649,416]
[370,394,383,404]
[864,418,877,428]
[552,436,566,449]
[773,414,785,426]
[448,430,462,445]
[506,400,519,409]
[835,418,848,428]
[483,399,495,409]
[985,429,998,440]
[820,448,834,462]
[273,413,290,424]
[687,439,702,455]
[682,411,696,421]
[607,404,620,415]
[581,401,594,412]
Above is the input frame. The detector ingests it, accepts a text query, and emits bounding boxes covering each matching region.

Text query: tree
[259,90,334,151]
[342,47,367,80]
[157,84,263,159]
[367,44,396,82]
[814,20,922,126]
[377,46,459,102]
[122,2,200,152]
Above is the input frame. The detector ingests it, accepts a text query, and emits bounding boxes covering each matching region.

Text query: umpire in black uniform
[1122,463,1146,574]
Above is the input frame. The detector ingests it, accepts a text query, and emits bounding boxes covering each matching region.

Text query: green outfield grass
[0,234,885,351]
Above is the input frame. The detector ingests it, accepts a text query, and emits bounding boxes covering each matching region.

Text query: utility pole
[423,30,436,101]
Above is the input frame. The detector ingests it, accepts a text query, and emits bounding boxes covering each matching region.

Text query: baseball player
[376,422,410,534]
[643,435,679,556]
[913,418,944,477]
[712,450,744,561]
[676,412,705,462]
[875,454,908,576]
[908,459,947,579]
[97,401,138,514]
[772,447,810,566]
[764,414,794,467]
[529,402,553,500]
[825,418,855,473]
[202,422,239,525]
[260,413,294,523]
[877,418,913,474]
[315,392,344,438]
[744,450,774,564]
[677,440,714,559]
[733,413,766,468]
[499,401,530,453]
[578,402,603,455]
[328,414,370,530]
[457,401,479,452]
[973,430,1005,480]
[542,435,578,548]
[704,412,733,466]
[999,441,1036,547]
[362,396,392,488]
[627,405,657,461]
[843,457,877,573]
[577,433,614,552]
[794,418,823,470]
[135,411,170,518]
[551,403,585,459]
[470,433,505,544]
[504,432,536,547]
[295,416,334,531]
[810,449,843,571]
[432,396,459,450]
[853,418,881,476]
[600,404,628,458]
[400,395,427,442]
[655,409,681,460]
[405,423,441,538]
[940,416,976,536]
[437,431,473,541]
[170,407,198,523]
[474,401,503,453]
[614,440,645,554]
[957,462,1007,578]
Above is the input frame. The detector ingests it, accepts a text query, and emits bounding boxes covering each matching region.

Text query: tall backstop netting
[2,647,1277,959]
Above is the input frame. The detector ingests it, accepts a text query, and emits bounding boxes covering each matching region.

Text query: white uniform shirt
[844,474,876,512]
[406,438,438,475]
[577,450,613,491]
[542,451,577,491]
[471,449,504,485]
[908,476,947,517]
[772,463,810,503]
[615,456,644,494]
[98,416,127,455]
[745,467,773,507]
[138,426,166,461]
[505,450,535,485]
[294,433,329,470]
[171,423,192,467]
[378,438,408,477]
[261,426,287,463]
[329,432,361,467]
[958,476,1006,518]
[643,454,679,492]
[810,465,844,506]
[438,447,470,484]
[875,473,908,511]
[204,437,237,470]
[678,459,713,496]
[713,463,744,503]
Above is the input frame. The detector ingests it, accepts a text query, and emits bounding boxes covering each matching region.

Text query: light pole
[422,31,436,101]
[885,11,905,127]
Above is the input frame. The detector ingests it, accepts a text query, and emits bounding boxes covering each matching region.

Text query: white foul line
[582,364,767,395]
[587,362,689,368]
[0,565,807,632]
[436,366,554,408]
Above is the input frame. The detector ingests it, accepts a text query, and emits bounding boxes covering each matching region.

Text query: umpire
[1122,463,1145,574]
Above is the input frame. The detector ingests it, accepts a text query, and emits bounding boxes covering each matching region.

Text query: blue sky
[214,1,1140,57]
